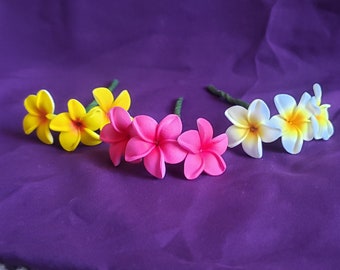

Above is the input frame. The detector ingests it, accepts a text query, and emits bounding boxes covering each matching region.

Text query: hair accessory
[24,84,228,179]
[224,99,281,158]
[178,118,228,179]
[49,99,102,151]
[306,83,334,140]
[206,83,334,157]
[23,89,56,144]
[23,79,132,151]
[101,97,228,180]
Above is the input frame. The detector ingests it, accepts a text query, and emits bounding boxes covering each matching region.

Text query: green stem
[108,79,119,92]
[86,79,119,112]
[174,97,184,117]
[206,85,249,109]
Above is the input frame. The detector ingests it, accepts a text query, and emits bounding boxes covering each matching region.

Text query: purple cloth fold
[1,0,340,269]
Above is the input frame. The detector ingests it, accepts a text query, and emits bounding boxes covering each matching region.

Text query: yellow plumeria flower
[272,92,313,154]
[50,99,102,151]
[307,83,334,140]
[92,87,131,128]
[23,89,56,144]
[225,99,281,158]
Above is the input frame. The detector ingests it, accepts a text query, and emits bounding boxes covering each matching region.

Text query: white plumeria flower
[272,92,314,154]
[225,99,281,158]
[307,83,334,140]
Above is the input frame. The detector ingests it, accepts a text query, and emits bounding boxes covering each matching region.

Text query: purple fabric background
[1,1,340,269]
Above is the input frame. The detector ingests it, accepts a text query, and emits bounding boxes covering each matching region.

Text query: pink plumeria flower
[125,114,186,179]
[100,107,132,166]
[178,118,228,180]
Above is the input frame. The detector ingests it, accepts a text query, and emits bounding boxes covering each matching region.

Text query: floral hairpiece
[100,98,228,180]
[23,80,228,180]
[206,83,334,158]
[23,79,130,151]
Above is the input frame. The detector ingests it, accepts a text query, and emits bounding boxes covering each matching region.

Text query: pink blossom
[125,114,186,179]
[178,118,228,180]
[100,107,132,166]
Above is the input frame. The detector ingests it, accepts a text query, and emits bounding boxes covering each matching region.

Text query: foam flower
[178,118,228,180]
[49,99,102,151]
[125,114,186,179]
[23,89,56,144]
[100,107,133,166]
[92,87,131,128]
[225,99,281,158]
[271,93,313,154]
[307,83,334,140]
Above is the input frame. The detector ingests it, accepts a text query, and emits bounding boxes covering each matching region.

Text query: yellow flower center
[38,109,49,123]
[249,125,258,133]
[315,110,327,126]
[284,108,309,134]
[73,120,84,130]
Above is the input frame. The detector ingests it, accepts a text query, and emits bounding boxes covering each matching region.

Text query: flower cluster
[100,107,228,180]
[224,83,334,158]
[23,86,131,151]
[24,81,334,180]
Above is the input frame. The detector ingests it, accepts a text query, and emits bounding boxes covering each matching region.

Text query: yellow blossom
[91,87,131,128]
[50,99,102,151]
[23,89,56,144]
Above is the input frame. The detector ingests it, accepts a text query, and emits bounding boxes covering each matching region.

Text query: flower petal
[59,130,81,151]
[36,122,53,144]
[23,114,40,134]
[131,115,157,142]
[226,125,249,148]
[92,87,114,113]
[310,116,320,139]
[258,122,281,143]
[247,99,270,124]
[68,99,86,121]
[112,90,131,111]
[144,147,166,179]
[109,142,126,166]
[274,94,297,120]
[109,107,132,133]
[157,114,182,140]
[306,96,321,115]
[324,121,334,140]
[281,129,303,154]
[37,90,54,114]
[49,113,73,132]
[177,130,201,153]
[24,94,39,115]
[224,106,249,128]
[210,133,228,155]
[88,106,108,129]
[100,124,118,143]
[203,151,226,176]
[125,137,154,161]
[297,92,312,118]
[270,115,285,131]
[184,153,204,180]
[303,122,314,141]
[197,118,213,145]
[80,128,101,146]
[241,132,262,158]
[161,140,186,164]
[82,107,102,131]
[312,83,322,105]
